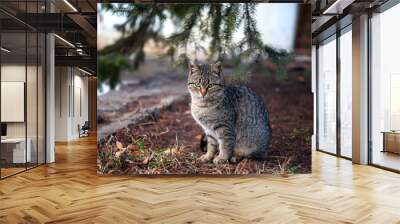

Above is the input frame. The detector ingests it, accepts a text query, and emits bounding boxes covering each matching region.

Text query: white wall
[1,65,26,137]
[54,67,89,141]
[1,65,39,138]
[72,72,89,138]
[55,66,70,141]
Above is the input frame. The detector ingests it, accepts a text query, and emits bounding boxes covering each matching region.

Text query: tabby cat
[188,62,272,164]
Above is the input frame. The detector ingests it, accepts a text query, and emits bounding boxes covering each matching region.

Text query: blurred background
[97,3,311,92]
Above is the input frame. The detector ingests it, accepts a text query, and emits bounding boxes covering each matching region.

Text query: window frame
[367,0,400,173]
[0,0,48,180]
[315,21,353,161]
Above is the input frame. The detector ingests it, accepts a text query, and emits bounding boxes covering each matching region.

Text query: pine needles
[98,3,293,88]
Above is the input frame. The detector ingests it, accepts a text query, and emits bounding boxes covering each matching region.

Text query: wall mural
[97,3,312,175]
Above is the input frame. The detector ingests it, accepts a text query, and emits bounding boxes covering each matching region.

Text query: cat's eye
[189,83,200,88]
[208,83,220,88]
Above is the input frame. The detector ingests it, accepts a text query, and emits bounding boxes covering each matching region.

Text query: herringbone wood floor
[1,135,400,224]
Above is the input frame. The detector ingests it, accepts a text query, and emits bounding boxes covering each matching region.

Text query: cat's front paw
[199,154,213,163]
[230,156,238,164]
[213,156,229,164]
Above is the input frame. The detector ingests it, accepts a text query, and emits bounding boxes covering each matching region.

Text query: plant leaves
[115,150,123,158]
[116,141,124,150]
[142,152,154,165]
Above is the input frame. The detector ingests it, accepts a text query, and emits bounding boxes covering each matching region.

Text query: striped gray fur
[188,62,271,164]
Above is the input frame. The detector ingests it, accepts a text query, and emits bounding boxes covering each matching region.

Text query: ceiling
[311,0,390,43]
[0,0,97,75]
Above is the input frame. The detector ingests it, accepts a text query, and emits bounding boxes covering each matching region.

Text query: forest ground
[97,60,313,175]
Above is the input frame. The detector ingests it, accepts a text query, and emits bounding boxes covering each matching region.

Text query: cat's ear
[212,61,222,76]
[188,64,199,75]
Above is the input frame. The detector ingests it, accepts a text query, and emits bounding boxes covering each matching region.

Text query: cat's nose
[199,87,207,96]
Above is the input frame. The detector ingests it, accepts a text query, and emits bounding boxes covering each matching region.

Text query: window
[339,28,352,158]
[370,2,400,171]
[0,1,47,179]
[317,36,337,154]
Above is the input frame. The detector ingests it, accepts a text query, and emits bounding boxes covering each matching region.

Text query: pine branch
[167,4,204,46]
[98,3,295,88]
[223,4,240,45]
[209,4,223,60]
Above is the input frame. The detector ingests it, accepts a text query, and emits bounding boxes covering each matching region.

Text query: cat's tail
[200,133,207,152]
